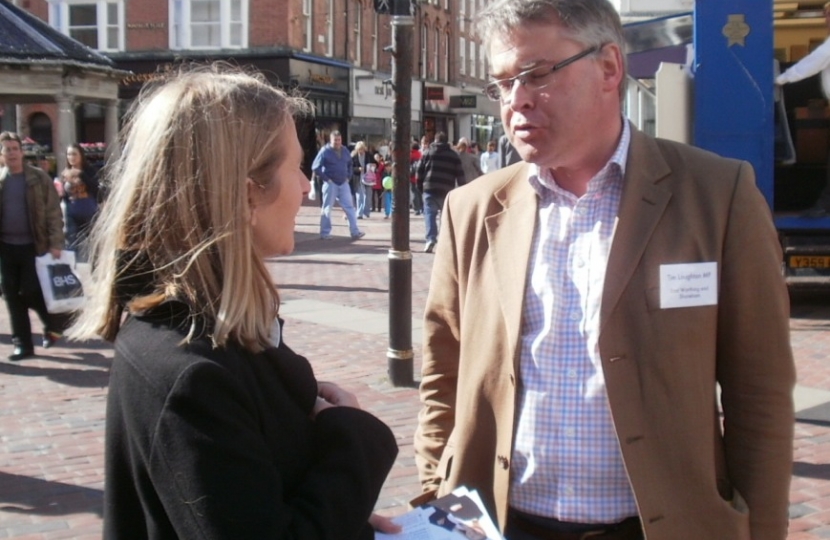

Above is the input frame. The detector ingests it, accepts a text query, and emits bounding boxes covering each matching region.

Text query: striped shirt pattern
[508,122,638,523]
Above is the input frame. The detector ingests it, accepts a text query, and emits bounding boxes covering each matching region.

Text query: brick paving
[0,200,829,538]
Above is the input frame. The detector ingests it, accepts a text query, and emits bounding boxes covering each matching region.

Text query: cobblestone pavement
[1,201,829,538]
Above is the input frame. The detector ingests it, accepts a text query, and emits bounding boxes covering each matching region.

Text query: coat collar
[484,161,537,364]
[601,127,673,325]
[482,127,674,352]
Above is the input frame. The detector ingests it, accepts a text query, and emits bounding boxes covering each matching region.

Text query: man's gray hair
[475,0,627,98]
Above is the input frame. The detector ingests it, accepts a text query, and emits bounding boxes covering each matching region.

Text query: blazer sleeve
[147,360,398,540]
[716,161,794,540]
[414,197,462,498]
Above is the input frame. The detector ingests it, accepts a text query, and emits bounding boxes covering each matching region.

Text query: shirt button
[576,257,586,267]
[568,369,577,378]
[565,427,575,437]
[564,485,575,496]
[570,311,580,321]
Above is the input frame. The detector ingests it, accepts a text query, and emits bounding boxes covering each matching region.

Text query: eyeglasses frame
[483,44,603,103]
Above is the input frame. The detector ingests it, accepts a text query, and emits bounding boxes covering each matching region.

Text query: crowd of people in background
[311,131,513,248]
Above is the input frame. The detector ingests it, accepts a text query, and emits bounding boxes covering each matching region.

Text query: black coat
[104,303,397,539]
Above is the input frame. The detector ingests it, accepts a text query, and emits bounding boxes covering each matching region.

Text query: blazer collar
[485,162,537,365]
[601,126,673,324]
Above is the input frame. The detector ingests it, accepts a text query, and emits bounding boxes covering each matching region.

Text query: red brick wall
[125,0,168,50]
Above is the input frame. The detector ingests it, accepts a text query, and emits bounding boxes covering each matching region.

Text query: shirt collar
[528,118,630,196]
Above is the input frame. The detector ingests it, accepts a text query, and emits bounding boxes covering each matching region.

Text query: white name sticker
[659,262,718,309]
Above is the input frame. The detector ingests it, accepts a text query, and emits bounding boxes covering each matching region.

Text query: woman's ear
[246,177,258,226]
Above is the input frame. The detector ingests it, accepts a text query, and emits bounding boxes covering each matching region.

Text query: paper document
[375,487,503,540]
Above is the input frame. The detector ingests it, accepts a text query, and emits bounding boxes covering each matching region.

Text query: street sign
[449,95,477,108]
[374,0,414,15]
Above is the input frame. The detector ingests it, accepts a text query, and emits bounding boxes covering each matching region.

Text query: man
[413,1,795,540]
[313,130,365,240]
[455,138,483,182]
[410,141,424,216]
[0,132,65,360]
[776,0,830,218]
[416,132,465,253]
[498,132,522,168]
[480,140,501,174]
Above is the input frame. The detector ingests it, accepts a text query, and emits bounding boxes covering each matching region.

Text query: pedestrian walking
[314,131,365,240]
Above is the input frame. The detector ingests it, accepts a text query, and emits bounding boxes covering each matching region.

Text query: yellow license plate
[789,256,830,268]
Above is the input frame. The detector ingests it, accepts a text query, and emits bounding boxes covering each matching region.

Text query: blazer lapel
[484,163,537,368]
[601,128,673,325]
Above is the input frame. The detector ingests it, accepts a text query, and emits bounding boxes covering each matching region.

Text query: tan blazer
[414,127,795,540]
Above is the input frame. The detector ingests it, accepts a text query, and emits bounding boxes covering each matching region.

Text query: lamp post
[376,0,415,386]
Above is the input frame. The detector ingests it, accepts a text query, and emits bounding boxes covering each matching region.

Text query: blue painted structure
[692,1,830,284]
[693,1,774,207]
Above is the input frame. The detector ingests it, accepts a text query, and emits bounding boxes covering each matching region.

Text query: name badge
[659,262,718,309]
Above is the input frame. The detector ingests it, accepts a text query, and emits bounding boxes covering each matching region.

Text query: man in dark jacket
[0,132,65,360]
[416,132,465,253]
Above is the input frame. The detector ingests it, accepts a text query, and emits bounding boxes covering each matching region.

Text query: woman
[68,65,399,539]
[351,141,375,219]
[372,152,386,214]
[60,143,99,261]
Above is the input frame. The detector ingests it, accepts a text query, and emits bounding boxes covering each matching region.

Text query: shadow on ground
[0,471,102,517]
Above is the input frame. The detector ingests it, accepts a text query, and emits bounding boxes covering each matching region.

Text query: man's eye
[528,67,551,81]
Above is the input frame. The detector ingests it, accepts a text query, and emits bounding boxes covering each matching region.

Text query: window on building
[470,40,477,79]
[421,24,428,79]
[49,0,123,51]
[443,30,450,82]
[303,0,313,52]
[459,37,466,75]
[433,26,439,80]
[354,1,362,64]
[326,0,334,57]
[372,11,379,70]
[459,0,465,33]
[479,43,487,80]
[169,0,247,49]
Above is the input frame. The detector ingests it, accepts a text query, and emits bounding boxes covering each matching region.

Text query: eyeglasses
[483,45,602,103]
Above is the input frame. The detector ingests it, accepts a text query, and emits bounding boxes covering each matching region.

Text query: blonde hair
[69,63,311,352]
[351,140,367,157]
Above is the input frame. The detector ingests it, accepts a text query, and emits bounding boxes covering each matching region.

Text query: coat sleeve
[455,155,467,186]
[414,196,462,498]
[311,148,327,182]
[716,161,794,540]
[40,169,65,251]
[147,360,398,540]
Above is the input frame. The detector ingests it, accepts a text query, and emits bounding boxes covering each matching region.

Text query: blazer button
[497,455,509,469]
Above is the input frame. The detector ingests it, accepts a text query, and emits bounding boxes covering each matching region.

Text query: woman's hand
[311,382,361,418]
[370,513,402,535]
[318,381,360,408]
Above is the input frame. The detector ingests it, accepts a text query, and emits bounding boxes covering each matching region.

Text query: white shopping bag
[35,250,85,314]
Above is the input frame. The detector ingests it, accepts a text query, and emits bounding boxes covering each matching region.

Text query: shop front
[112,52,351,179]
[351,69,422,154]
[422,83,457,144]
[448,87,502,148]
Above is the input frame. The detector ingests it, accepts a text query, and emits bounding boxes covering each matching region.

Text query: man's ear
[599,43,625,95]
